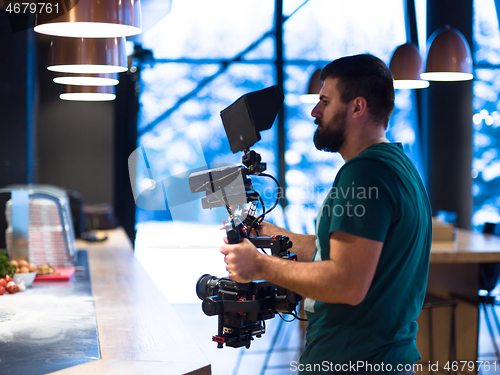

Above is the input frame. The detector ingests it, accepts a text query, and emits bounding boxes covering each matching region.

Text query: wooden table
[51,228,211,375]
[430,229,500,264]
[416,229,500,374]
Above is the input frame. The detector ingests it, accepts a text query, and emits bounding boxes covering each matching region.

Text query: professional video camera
[188,86,302,349]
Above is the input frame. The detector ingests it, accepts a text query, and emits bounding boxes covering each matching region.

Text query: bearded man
[221,54,432,374]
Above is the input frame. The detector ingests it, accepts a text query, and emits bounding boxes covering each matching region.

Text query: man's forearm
[221,232,382,306]
[256,253,366,305]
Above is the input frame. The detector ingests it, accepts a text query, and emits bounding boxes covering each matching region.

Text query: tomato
[0,278,5,288]
[7,284,18,294]
[5,275,12,283]
[0,286,5,295]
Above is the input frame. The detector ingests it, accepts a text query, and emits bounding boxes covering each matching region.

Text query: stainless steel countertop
[0,250,100,375]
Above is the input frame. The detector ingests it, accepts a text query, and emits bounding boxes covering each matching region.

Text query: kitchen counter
[430,228,500,264]
[0,227,211,375]
[0,250,100,374]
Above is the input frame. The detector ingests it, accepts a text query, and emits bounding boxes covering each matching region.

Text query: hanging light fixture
[48,36,127,74]
[53,73,119,86]
[420,25,473,81]
[34,0,142,38]
[389,43,430,89]
[300,69,323,103]
[60,85,116,101]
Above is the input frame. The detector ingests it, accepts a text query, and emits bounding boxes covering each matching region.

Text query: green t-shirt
[299,143,432,374]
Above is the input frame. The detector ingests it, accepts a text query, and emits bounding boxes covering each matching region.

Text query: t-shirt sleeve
[326,159,396,243]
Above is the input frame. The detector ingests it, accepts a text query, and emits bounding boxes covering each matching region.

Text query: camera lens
[201,298,221,316]
[196,274,218,300]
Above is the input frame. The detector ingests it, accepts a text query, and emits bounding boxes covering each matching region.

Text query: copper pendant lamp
[48,36,127,74]
[420,25,473,81]
[60,85,116,101]
[300,69,323,103]
[389,43,430,89]
[34,0,142,38]
[53,73,119,86]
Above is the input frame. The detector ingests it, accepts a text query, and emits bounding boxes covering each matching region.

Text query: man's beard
[313,109,347,153]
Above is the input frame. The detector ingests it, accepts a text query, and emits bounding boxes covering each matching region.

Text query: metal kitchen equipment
[0,184,77,265]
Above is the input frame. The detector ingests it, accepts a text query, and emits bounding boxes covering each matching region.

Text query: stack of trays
[5,198,74,267]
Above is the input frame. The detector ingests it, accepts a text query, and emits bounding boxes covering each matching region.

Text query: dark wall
[36,35,115,206]
[0,10,36,187]
[423,0,473,229]
[114,70,139,242]
[0,10,37,248]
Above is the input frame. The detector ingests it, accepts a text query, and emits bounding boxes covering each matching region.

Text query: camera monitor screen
[220,85,284,153]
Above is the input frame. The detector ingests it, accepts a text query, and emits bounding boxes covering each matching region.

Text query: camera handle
[225,221,243,244]
[224,220,294,259]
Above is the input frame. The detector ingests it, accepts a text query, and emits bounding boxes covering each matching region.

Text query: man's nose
[311,103,321,118]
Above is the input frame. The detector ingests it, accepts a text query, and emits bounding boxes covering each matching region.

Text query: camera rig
[188,86,302,349]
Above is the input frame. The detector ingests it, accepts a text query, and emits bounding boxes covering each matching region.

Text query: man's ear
[351,97,368,118]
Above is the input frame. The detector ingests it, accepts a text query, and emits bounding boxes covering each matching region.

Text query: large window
[472,0,500,229]
[136,0,421,233]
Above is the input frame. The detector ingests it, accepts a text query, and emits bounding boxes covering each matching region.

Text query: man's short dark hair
[320,54,394,127]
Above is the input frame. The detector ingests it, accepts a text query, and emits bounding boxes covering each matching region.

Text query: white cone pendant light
[53,73,119,86]
[389,43,430,89]
[48,36,127,74]
[421,26,473,82]
[34,0,142,38]
[300,69,323,103]
[60,85,116,101]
